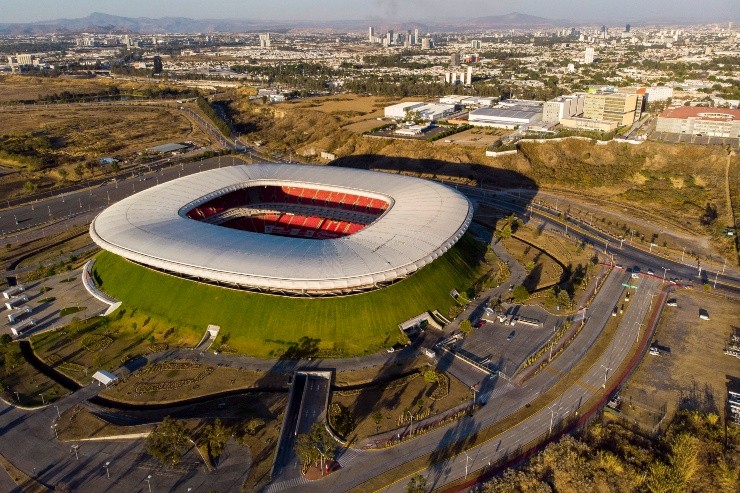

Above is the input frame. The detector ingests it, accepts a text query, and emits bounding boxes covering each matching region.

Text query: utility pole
[600,365,611,388]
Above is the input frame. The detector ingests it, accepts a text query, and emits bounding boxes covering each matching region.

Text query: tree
[459,319,473,336]
[294,423,336,469]
[512,284,530,303]
[58,168,69,181]
[406,474,428,493]
[146,416,190,466]
[422,369,439,384]
[0,334,11,346]
[371,410,383,432]
[200,418,231,462]
[74,164,85,179]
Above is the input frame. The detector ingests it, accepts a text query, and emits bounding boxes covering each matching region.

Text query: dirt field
[101,362,289,404]
[620,289,739,428]
[0,104,211,198]
[433,127,509,147]
[0,75,112,102]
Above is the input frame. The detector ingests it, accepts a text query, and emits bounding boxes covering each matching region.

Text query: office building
[368,26,374,42]
[584,47,595,64]
[583,92,641,126]
[656,107,740,138]
[259,33,271,48]
[625,24,631,33]
[414,28,419,44]
[421,37,432,49]
[471,39,482,49]
[450,53,460,67]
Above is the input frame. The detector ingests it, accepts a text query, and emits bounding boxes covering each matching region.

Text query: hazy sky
[1,0,738,23]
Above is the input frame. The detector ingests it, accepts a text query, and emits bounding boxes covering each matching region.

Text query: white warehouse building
[384,102,454,121]
[468,105,542,129]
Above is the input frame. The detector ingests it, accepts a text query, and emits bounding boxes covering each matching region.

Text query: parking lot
[650,131,740,148]
[451,304,563,377]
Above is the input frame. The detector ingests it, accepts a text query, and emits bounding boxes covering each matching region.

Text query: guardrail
[81,260,121,314]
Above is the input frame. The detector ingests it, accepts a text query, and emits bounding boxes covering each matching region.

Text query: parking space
[0,268,108,339]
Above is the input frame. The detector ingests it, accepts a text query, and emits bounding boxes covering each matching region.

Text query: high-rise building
[584,47,595,64]
[625,24,631,33]
[466,66,473,86]
[386,31,393,46]
[414,28,420,44]
[368,26,374,42]
[421,37,431,50]
[450,53,460,67]
[259,33,271,48]
[471,39,482,49]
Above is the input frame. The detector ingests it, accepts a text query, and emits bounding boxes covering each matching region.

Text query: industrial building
[656,107,740,138]
[384,102,454,121]
[542,94,586,123]
[468,101,543,129]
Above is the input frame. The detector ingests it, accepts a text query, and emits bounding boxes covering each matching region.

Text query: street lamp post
[661,267,670,282]
[464,451,471,479]
[14,391,20,403]
[600,365,611,389]
[53,423,58,439]
[145,474,152,492]
[71,444,79,460]
[54,405,61,418]
[104,461,110,479]
[407,410,413,434]
[39,393,45,405]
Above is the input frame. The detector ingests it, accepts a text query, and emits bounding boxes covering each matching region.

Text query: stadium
[90,163,474,296]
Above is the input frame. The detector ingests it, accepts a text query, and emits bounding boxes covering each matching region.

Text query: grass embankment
[31,313,200,385]
[92,234,486,358]
[0,341,68,406]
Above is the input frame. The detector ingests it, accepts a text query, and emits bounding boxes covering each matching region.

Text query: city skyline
[1,0,738,25]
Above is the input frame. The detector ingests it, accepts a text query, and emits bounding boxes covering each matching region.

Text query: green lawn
[93,235,485,358]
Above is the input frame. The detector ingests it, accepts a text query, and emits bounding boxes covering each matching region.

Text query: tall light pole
[548,404,557,435]
[600,365,611,389]
[145,474,152,492]
[634,322,644,343]
[53,423,58,439]
[54,405,60,418]
[713,271,719,288]
[661,267,670,282]
[104,461,110,479]
[464,451,471,479]
[407,409,413,434]
[71,444,79,460]
[39,393,45,405]
[681,247,685,263]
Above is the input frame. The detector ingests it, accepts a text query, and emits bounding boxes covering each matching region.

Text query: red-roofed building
[656,107,740,138]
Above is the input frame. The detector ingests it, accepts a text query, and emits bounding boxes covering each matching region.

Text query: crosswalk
[264,475,310,493]
[337,447,362,467]
[479,379,515,403]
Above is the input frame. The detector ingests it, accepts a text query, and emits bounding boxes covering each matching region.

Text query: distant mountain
[0,11,565,35]
[461,12,558,29]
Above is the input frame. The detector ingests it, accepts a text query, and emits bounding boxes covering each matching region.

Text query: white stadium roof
[90,163,473,295]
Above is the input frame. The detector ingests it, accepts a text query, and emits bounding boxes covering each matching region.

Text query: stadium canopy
[90,163,473,295]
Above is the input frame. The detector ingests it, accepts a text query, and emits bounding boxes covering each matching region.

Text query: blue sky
[1,0,737,23]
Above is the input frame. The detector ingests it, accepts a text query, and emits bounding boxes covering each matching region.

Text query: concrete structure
[384,101,424,119]
[7,53,39,72]
[421,37,432,49]
[560,117,618,132]
[542,94,586,123]
[90,164,473,296]
[583,92,642,126]
[259,33,271,48]
[584,47,595,64]
[147,143,188,153]
[368,26,374,42]
[471,39,482,49]
[656,107,740,138]
[645,85,674,102]
[469,104,542,129]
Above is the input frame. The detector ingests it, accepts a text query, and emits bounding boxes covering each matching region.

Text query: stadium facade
[90,163,473,296]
